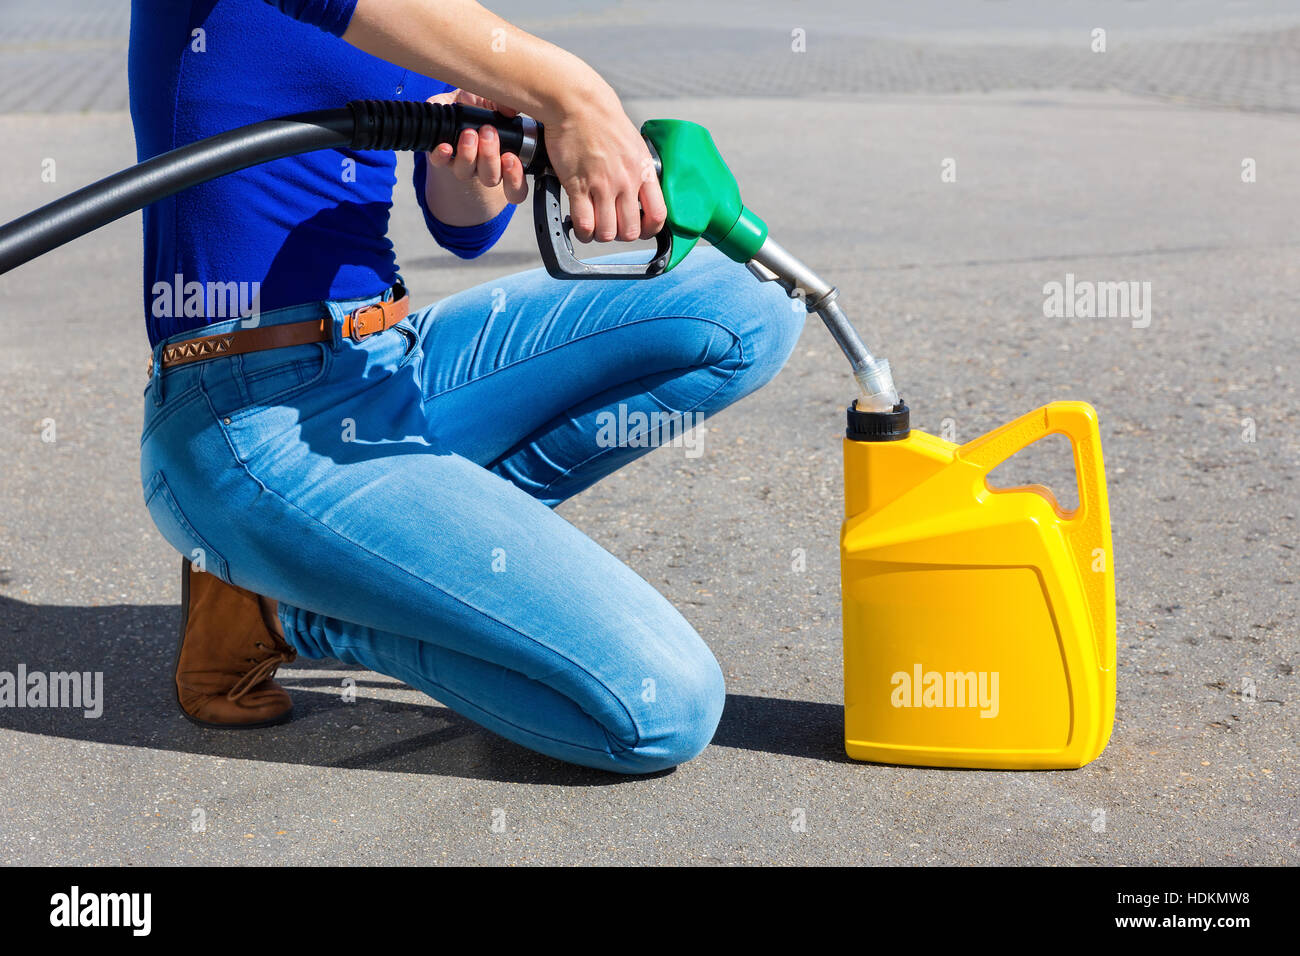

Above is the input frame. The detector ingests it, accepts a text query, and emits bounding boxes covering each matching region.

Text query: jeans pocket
[394,319,420,370]
[212,341,332,422]
[143,469,231,583]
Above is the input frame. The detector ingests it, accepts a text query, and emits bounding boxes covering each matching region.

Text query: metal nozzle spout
[747,236,898,412]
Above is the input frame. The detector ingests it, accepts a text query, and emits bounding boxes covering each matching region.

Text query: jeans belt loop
[150,340,166,407]
[324,299,345,353]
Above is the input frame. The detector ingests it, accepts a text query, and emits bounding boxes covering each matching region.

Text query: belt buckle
[348,303,386,343]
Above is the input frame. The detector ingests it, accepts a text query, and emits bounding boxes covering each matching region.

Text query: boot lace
[227,640,297,702]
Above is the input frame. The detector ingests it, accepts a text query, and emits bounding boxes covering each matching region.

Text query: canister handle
[958,402,1115,669]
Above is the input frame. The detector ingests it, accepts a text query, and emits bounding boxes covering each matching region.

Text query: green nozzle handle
[640,119,768,270]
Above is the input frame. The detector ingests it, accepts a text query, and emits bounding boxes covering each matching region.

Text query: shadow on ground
[0,595,849,784]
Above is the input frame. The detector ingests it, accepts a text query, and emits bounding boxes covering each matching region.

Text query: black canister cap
[846,400,910,441]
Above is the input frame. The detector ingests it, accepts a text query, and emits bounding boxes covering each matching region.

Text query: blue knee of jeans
[578,245,803,401]
[683,246,804,399]
[607,650,727,774]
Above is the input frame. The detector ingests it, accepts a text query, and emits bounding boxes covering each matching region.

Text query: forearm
[343,0,611,124]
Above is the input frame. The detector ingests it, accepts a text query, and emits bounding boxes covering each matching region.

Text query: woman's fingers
[571,180,663,243]
[615,189,641,242]
[451,128,479,181]
[428,142,455,169]
[591,188,618,242]
[476,125,503,188]
[638,175,668,240]
[502,154,529,204]
[458,91,517,118]
[434,123,526,204]
[423,88,540,213]
[568,190,596,243]
[425,89,530,208]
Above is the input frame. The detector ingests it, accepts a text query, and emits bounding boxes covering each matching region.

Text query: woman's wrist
[530,56,619,127]
[423,163,508,227]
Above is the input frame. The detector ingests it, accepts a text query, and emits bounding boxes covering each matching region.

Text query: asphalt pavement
[0,1,1296,865]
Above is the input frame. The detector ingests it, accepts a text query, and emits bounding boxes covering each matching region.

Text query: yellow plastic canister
[840,401,1116,769]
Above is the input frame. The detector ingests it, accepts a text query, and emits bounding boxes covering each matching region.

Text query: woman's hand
[425,88,529,206]
[540,83,667,243]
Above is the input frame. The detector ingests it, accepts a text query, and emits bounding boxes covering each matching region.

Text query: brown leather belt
[147,283,409,378]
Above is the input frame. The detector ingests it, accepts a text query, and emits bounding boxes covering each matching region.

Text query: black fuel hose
[0,99,547,276]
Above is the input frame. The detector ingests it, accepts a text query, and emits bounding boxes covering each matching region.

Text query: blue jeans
[139,247,802,773]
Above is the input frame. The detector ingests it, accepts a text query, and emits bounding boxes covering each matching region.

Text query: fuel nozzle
[745,236,898,412]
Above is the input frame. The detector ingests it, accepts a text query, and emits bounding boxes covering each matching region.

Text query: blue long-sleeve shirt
[130,0,514,346]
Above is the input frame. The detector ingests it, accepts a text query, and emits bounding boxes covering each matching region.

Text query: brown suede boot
[174,557,296,728]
